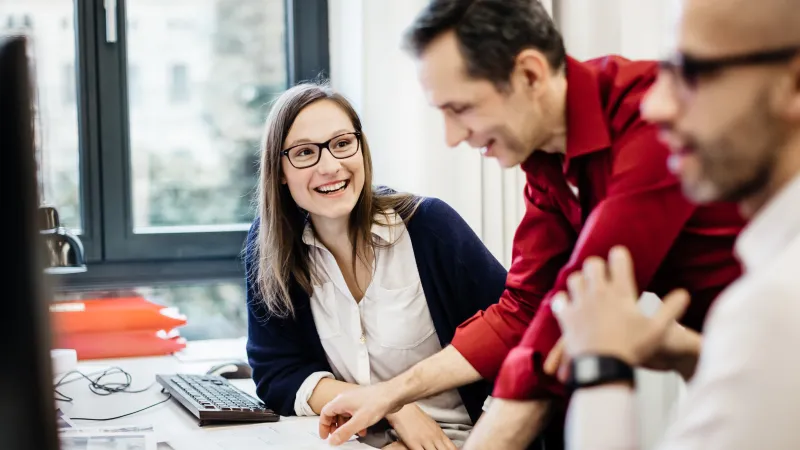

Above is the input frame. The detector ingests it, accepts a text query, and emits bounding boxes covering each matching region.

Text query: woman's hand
[386,404,457,450]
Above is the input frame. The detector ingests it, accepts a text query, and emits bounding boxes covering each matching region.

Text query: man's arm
[567,384,639,450]
[492,127,698,401]
[661,326,701,381]
[550,248,691,449]
[543,324,702,384]
[463,399,550,450]
[388,345,481,405]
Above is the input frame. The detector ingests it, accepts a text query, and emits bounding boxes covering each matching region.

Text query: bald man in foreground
[551,0,800,448]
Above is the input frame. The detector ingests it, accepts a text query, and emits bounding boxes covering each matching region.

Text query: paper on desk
[56,408,76,429]
[166,418,372,450]
[173,338,248,363]
[60,425,157,450]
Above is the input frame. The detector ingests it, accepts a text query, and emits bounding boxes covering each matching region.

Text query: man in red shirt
[319,0,744,448]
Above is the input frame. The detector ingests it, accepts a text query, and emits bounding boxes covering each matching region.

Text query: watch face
[575,357,600,383]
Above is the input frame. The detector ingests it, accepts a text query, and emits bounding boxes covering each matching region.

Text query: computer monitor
[0,35,60,450]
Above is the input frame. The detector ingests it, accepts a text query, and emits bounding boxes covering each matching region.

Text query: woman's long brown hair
[252,82,419,317]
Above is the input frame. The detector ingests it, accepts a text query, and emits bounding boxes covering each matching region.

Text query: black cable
[55,368,108,388]
[69,393,172,422]
[53,366,171,421]
[54,388,72,402]
[55,367,156,397]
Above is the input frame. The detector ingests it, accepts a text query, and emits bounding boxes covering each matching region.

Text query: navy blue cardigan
[244,196,508,423]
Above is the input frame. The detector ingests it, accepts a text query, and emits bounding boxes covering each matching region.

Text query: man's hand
[319,382,400,446]
[550,246,691,366]
[320,414,366,443]
[319,346,481,446]
[387,404,457,450]
[462,398,550,450]
[544,318,702,381]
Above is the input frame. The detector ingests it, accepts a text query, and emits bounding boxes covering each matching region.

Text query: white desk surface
[55,339,370,450]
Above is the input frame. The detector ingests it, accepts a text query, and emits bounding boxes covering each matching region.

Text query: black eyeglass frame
[660,46,800,88]
[280,131,362,169]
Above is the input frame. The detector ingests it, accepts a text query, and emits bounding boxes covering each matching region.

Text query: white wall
[560,0,679,60]
[328,0,532,265]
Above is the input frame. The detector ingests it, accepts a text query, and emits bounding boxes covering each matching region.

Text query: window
[1,0,329,290]
[1,2,83,232]
[124,0,293,237]
[62,63,75,105]
[127,64,139,106]
[137,282,248,340]
[168,64,189,104]
[56,281,248,341]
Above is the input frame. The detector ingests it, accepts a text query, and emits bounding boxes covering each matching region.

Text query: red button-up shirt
[449,56,745,400]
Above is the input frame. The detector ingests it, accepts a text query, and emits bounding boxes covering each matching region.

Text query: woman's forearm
[308,378,360,414]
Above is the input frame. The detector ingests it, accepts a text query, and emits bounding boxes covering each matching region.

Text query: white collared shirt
[568,174,800,449]
[294,210,472,430]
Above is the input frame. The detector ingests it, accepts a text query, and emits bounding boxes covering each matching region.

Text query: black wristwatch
[566,355,635,391]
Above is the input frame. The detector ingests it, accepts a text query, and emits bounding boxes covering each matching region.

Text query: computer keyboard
[156,373,279,426]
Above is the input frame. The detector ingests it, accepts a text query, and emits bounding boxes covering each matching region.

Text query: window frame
[56,0,329,291]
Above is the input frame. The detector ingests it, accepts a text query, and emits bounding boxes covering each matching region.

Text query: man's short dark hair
[403,0,566,88]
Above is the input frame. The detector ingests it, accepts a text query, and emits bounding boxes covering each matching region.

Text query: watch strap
[567,355,635,391]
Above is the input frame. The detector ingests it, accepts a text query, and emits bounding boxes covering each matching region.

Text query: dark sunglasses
[660,46,800,88]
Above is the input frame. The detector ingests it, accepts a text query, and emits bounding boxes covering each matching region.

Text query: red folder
[55,329,187,360]
[50,296,187,334]
[50,296,188,360]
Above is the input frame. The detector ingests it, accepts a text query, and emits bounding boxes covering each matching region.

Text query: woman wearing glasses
[244,82,506,449]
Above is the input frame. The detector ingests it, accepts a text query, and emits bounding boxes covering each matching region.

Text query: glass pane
[136,282,247,341]
[126,0,287,232]
[55,281,248,341]
[1,1,82,231]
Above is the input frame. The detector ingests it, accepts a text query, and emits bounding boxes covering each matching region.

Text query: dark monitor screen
[0,35,60,450]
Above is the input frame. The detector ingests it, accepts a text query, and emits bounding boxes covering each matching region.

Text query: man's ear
[511,49,551,97]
